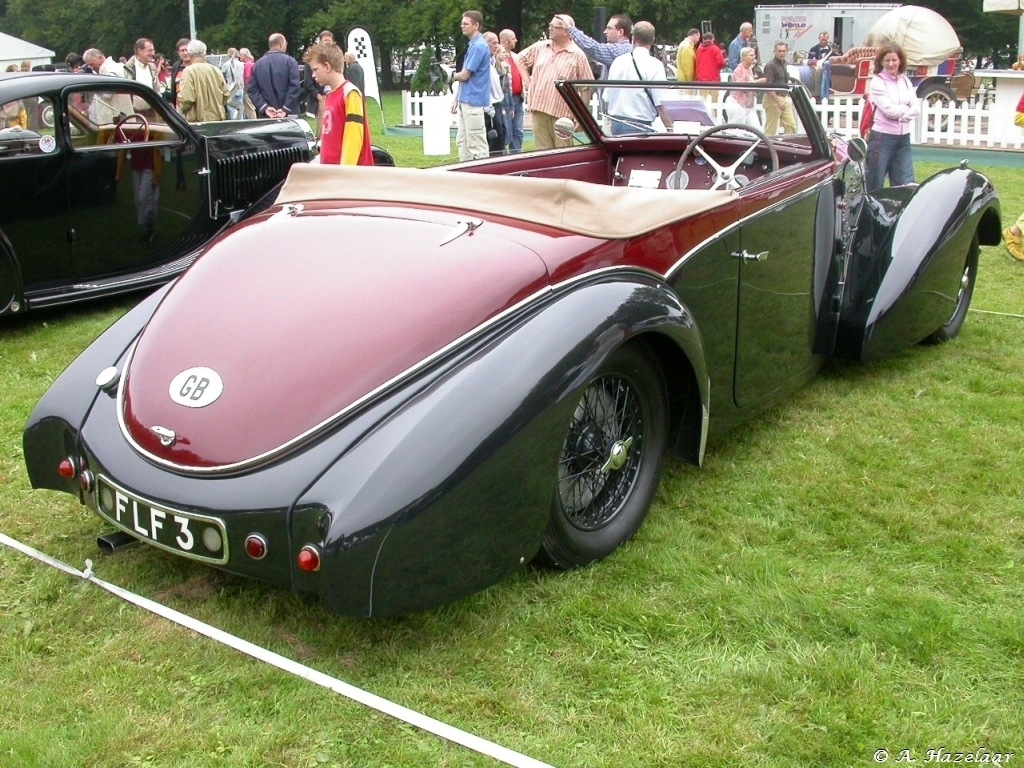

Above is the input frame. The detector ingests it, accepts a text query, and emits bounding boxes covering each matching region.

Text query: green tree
[0,0,1016,83]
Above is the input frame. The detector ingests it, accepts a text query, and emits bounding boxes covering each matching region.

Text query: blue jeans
[503,93,524,153]
[226,93,244,120]
[819,60,831,99]
[866,132,915,191]
[609,116,654,135]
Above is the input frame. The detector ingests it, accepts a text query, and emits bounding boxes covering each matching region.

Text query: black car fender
[299,273,710,617]
[834,167,1000,361]
[23,284,173,496]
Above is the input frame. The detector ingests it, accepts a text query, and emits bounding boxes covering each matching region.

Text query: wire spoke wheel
[540,345,668,569]
[557,372,643,530]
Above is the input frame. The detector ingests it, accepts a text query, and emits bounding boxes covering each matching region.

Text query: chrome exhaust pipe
[97,530,139,554]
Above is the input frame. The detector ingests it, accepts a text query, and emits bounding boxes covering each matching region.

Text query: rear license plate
[94,476,228,564]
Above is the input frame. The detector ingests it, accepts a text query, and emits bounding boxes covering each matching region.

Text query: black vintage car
[0,71,319,315]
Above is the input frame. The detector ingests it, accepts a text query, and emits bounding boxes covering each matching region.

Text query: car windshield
[561,80,823,153]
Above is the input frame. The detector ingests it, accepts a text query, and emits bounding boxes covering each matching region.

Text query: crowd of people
[21,17,1020,258]
[446,11,800,160]
[450,10,676,160]
[448,12,844,161]
[2,60,33,128]
[53,30,374,165]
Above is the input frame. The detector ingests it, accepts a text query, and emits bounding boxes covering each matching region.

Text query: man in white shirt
[603,21,673,135]
[124,38,160,113]
[124,39,158,91]
[82,47,134,123]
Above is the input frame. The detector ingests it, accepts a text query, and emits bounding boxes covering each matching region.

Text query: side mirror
[553,116,576,142]
[846,137,867,163]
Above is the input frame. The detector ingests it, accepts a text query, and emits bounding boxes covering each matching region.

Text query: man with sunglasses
[518,15,593,149]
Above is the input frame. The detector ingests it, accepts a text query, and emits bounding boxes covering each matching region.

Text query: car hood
[120,206,550,471]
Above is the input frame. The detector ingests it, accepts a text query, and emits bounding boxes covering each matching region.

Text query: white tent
[864,5,961,66]
[984,0,1024,64]
[984,0,1024,15]
[0,31,54,71]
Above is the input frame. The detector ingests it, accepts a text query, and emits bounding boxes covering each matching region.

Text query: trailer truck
[754,3,901,62]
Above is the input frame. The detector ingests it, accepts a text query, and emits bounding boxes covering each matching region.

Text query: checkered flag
[346,27,380,107]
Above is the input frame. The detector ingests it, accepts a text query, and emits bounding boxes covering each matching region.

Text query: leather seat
[828,47,878,95]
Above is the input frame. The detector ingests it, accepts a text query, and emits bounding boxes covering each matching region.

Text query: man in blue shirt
[566,14,632,132]
[451,10,491,161]
[807,31,840,101]
[727,22,754,71]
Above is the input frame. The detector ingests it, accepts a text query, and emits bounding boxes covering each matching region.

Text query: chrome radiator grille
[213,147,310,209]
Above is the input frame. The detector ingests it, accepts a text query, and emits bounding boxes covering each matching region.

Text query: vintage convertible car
[0,71,384,316]
[24,79,1000,616]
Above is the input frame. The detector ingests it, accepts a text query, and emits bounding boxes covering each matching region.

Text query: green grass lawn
[1,107,1022,767]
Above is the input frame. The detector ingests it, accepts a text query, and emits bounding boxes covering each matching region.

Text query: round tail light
[244,534,268,560]
[297,545,321,572]
[78,470,94,493]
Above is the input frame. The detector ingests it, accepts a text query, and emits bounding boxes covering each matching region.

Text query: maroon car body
[24,80,1001,615]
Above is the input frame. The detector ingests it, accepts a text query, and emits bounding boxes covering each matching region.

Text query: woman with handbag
[865,43,919,191]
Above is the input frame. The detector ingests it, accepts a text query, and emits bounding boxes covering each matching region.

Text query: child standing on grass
[303,43,374,165]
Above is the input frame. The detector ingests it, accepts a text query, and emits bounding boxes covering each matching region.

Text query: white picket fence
[402,91,457,129]
[401,90,1024,150]
[814,94,1024,150]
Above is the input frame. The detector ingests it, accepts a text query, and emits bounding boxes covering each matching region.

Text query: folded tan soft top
[275,163,734,240]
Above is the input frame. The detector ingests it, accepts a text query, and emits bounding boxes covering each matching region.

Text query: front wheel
[923,233,979,344]
[538,344,669,569]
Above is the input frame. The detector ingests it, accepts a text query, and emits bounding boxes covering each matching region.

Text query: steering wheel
[108,113,150,144]
[672,123,779,192]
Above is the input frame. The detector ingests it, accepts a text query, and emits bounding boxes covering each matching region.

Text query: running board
[24,250,202,310]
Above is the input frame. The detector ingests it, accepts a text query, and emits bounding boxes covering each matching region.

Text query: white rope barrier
[970,308,1024,320]
[0,531,554,768]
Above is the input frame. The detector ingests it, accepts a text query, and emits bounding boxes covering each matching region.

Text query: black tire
[539,344,669,569]
[923,233,979,344]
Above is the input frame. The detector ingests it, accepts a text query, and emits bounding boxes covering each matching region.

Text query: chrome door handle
[731,249,769,262]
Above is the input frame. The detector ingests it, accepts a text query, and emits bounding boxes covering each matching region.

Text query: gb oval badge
[169,367,224,408]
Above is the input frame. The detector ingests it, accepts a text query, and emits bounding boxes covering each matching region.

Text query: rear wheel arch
[637,332,705,467]
[976,207,1003,247]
